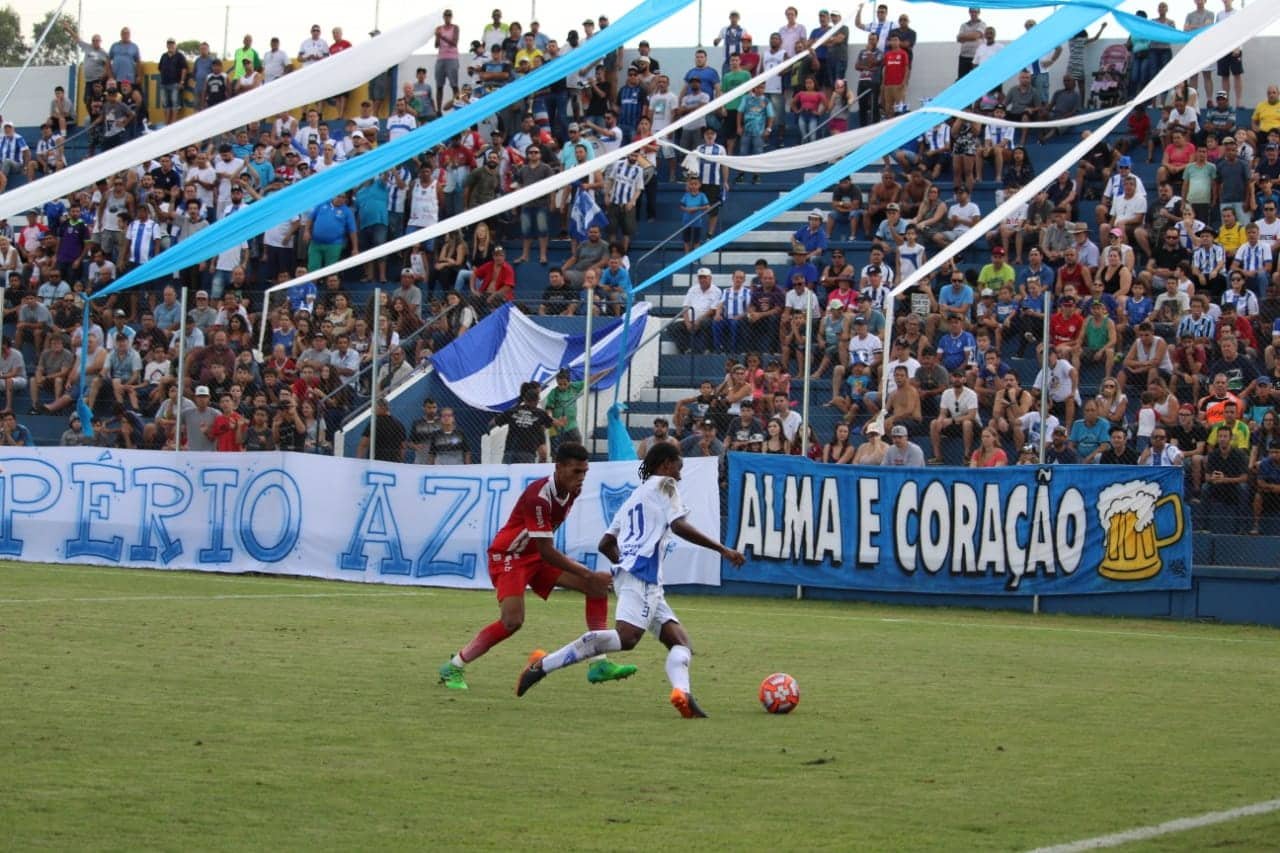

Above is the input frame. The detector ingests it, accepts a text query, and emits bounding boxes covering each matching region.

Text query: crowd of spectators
[0,3,1277,530]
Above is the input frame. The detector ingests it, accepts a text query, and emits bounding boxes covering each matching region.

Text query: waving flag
[431,303,650,411]
[569,189,609,243]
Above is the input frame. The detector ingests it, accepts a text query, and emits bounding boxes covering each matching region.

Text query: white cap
[696,267,713,277]
[195,385,211,396]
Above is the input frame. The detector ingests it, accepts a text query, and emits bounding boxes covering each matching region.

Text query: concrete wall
[0,66,75,127]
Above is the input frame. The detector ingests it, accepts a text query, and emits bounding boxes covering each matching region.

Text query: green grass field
[2,562,1279,852]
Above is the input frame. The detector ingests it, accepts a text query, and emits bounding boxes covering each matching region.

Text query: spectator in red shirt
[290,362,325,405]
[474,245,516,308]
[209,392,246,451]
[1050,295,1085,361]
[880,33,910,119]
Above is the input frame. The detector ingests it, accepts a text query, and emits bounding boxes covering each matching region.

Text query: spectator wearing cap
[792,210,829,264]
[1205,90,1238,141]
[674,268,723,354]
[680,417,725,460]
[714,11,746,73]
[0,123,31,194]
[636,417,678,457]
[883,424,926,466]
[473,246,516,308]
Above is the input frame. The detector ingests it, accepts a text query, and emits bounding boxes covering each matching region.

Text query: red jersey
[1050,311,1083,345]
[489,476,578,558]
[209,412,244,452]
[882,49,910,87]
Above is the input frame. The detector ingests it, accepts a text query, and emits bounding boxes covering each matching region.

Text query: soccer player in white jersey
[516,443,745,717]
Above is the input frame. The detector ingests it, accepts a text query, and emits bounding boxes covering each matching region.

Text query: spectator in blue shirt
[937,271,975,326]
[937,315,977,372]
[791,210,829,262]
[1069,399,1112,462]
[681,49,720,97]
[2,410,34,446]
[305,195,359,271]
[784,248,819,287]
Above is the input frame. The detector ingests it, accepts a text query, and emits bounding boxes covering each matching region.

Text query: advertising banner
[0,449,721,587]
[726,454,1191,595]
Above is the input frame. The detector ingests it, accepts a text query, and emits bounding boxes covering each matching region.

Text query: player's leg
[517,573,656,696]
[659,617,706,719]
[517,622,640,696]
[555,568,637,684]
[438,558,538,689]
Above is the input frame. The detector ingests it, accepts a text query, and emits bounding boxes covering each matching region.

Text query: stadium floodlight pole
[1038,289,1051,464]
[175,287,189,453]
[369,288,380,465]
[582,282,595,457]
[801,292,814,454]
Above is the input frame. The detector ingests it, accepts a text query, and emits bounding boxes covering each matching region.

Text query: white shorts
[613,569,678,637]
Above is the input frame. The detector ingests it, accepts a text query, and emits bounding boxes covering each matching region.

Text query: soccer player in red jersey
[438,442,635,690]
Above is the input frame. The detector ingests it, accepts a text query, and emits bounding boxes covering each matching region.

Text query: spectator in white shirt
[674,268,722,354]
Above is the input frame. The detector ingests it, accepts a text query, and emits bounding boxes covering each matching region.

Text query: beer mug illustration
[1096,481,1185,581]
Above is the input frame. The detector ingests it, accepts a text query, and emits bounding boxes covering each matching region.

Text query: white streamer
[667,103,1129,174]
[0,13,439,222]
[255,25,841,338]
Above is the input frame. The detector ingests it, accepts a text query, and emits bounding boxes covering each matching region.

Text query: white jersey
[606,476,689,585]
[408,178,440,229]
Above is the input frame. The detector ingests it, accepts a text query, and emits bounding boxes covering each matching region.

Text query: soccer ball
[759,672,800,714]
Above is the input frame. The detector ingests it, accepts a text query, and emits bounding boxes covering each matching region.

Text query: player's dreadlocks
[639,442,681,481]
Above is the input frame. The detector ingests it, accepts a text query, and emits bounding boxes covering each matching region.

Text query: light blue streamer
[97,0,693,298]
[904,0,1199,44]
[632,0,1126,297]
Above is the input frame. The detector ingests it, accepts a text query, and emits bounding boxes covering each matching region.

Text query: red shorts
[489,552,562,601]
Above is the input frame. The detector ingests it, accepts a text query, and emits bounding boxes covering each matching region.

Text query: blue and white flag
[569,188,608,243]
[431,303,650,411]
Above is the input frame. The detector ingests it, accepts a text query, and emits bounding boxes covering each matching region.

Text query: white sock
[450,653,465,668]
[542,630,622,673]
[665,644,692,693]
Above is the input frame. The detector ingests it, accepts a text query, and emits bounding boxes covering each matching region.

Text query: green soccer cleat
[587,659,638,684]
[438,661,468,691]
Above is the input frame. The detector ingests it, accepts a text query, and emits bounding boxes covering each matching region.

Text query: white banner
[0,448,722,587]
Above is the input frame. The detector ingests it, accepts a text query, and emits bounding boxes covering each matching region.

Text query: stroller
[1089,44,1131,110]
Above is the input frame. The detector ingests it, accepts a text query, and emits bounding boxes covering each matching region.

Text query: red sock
[459,620,513,664]
[585,595,608,631]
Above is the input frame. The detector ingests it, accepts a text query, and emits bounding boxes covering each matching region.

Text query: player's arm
[670,517,745,566]
[598,532,622,565]
[534,536,611,594]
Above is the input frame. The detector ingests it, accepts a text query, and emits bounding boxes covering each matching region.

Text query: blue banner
[726,454,1192,595]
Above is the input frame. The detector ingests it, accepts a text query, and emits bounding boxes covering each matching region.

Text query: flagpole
[800,287,813,454]
[582,278,595,457]
[175,287,188,452]
[369,288,380,465]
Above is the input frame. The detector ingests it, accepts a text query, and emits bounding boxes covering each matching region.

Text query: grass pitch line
[1027,797,1280,852]
[678,604,1269,645]
[0,590,436,605]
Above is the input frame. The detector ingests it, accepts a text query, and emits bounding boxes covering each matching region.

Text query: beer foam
[1098,481,1162,532]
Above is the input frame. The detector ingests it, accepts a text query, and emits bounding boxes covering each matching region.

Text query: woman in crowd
[1095,377,1130,428]
[430,231,467,297]
[969,426,1009,467]
[762,417,790,454]
[791,75,828,141]
[824,421,856,464]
